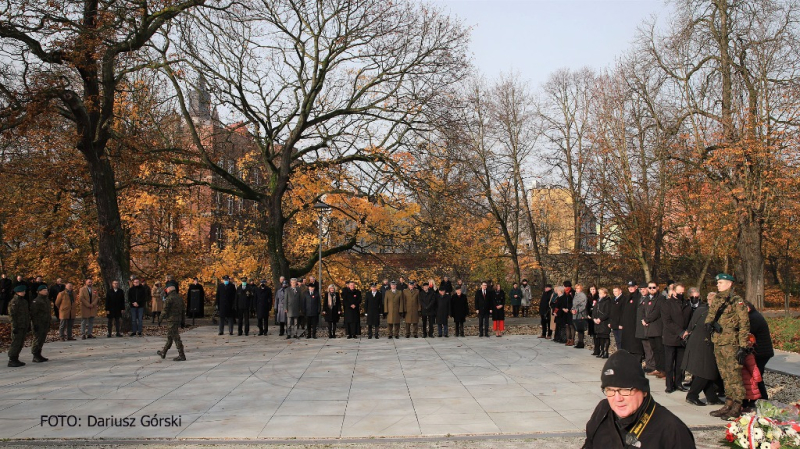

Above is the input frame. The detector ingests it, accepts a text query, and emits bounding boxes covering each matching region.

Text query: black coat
[255,285,273,319]
[322,292,342,323]
[342,287,362,324]
[681,304,719,380]
[440,279,453,294]
[621,292,643,355]
[364,290,383,326]
[540,289,555,316]
[105,288,126,318]
[436,292,451,322]
[128,284,149,310]
[302,290,320,317]
[474,288,493,315]
[420,289,437,317]
[642,295,663,338]
[592,296,612,336]
[215,282,237,318]
[609,294,625,330]
[186,284,206,317]
[661,297,686,347]
[748,308,774,359]
[492,289,505,321]
[235,285,254,313]
[451,292,469,323]
[583,398,695,449]
[555,294,572,325]
[0,277,12,301]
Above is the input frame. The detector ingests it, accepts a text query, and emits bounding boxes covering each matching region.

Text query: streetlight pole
[314,202,330,291]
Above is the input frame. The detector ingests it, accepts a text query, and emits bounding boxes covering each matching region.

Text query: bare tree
[538,68,596,282]
[158,0,469,284]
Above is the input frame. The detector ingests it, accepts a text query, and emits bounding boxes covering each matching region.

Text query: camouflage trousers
[714,344,745,402]
[162,323,184,355]
[31,320,49,354]
[8,325,28,359]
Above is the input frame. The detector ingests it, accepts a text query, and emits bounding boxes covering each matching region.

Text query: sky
[433,0,673,88]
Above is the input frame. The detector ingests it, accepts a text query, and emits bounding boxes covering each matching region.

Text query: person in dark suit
[255,280,272,336]
[105,280,126,337]
[492,283,506,337]
[235,277,254,336]
[419,283,436,338]
[301,284,320,339]
[48,278,65,319]
[215,275,237,335]
[609,286,626,350]
[342,281,362,339]
[364,283,383,339]
[186,278,206,318]
[322,284,342,338]
[451,285,468,337]
[621,281,643,356]
[436,286,451,337]
[474,281,492,338]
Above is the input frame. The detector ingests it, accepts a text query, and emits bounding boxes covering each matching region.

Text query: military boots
[157,350,167,359]
[721,401,743,420]
[173,352,186,361]
[710,399,733,417]
[8,358,25,367]
[32,352,48,363]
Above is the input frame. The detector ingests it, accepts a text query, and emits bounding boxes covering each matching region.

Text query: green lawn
[766,316,800,353]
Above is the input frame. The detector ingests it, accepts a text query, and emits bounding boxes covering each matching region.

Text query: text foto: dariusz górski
[40,414,182,427]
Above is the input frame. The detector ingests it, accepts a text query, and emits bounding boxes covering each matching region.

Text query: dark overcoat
[364,290,383,326]
[492,289,505,321]
[342,287,362,324]
[255,285,273,319]
[436,292,451,322]
[661,297,686,347]
[621,292,643,354]
[322,291,341,323]
[592,296,611,336]
[105,288,126,319]
[681,304,719,380]
[215,282,237,318]
[419,289,437,317]
[451,292,469,323]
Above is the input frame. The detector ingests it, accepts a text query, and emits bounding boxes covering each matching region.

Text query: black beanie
[600,350,649,393]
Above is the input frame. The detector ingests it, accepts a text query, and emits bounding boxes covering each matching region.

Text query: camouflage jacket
[9,295,30,330]
[704,289,749,347]
[30,293,51,324]
[162,291,185,324]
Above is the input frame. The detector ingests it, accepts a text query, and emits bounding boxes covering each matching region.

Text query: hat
[626,280,637,287]
[639,283,649,289]
[667,279,674,286]
[165,280,179,290]
[222,275,230,280]
[438,285,445,291]
[370,282,377,287]
[37,284,48,292]
[716,273,735,282]
[600,350,650,393]
[282,281,289,287]
[455,285,462,291]
[260,279,267,283]
[390,280,397,285]
[563,280,572,287]
[13,285,26,293]
[409,280,416,285]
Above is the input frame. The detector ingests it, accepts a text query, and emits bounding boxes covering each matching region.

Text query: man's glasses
[602,387,637,397]
[648,287,657,290]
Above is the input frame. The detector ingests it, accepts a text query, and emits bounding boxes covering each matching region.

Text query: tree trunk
[266,196,289,287]
[737,219,765,309]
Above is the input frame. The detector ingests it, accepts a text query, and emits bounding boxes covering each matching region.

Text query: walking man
[157,280,186,361]
[30,284,51,363]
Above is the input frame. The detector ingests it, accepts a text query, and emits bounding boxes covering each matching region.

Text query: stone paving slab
[0,326,726,440]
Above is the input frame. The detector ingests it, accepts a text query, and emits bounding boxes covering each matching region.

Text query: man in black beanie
[583,350,695,448]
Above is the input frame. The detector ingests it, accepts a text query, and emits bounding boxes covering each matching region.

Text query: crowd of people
[538,274,774,422]
[212,276,533,340]
[1,270,774,425]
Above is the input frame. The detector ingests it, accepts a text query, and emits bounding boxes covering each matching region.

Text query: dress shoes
[686,397,706,406]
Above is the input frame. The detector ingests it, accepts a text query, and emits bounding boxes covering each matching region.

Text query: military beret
[37,284,48,292]
[716,273,735,282]
[165,280,179,289]
[14,285,27,292]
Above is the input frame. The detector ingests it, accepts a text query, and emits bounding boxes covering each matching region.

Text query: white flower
[772,427,783,438]
[752,427,764,441]
[739,416,750,426]
[758,418,770,426]
[737,437,748,447]
[729,424,740,434]
[759,442,770,449]
[787,428,797,436]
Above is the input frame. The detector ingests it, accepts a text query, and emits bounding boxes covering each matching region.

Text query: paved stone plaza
[0,326,725,440]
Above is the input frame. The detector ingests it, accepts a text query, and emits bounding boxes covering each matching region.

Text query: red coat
[741,353,762,400]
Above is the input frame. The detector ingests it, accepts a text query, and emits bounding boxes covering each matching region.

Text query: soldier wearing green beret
[8,285,30,367]
[704,273,750,420]
[30,284,51,363]
[157,280,186,361]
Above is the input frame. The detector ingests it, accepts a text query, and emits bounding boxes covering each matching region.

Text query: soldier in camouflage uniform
[704,273,750,420]
[30,284,51,363]
[157,280,186,361]
[8,285,30,367]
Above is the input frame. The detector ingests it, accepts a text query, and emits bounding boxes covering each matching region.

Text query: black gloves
[383,313,388,318]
